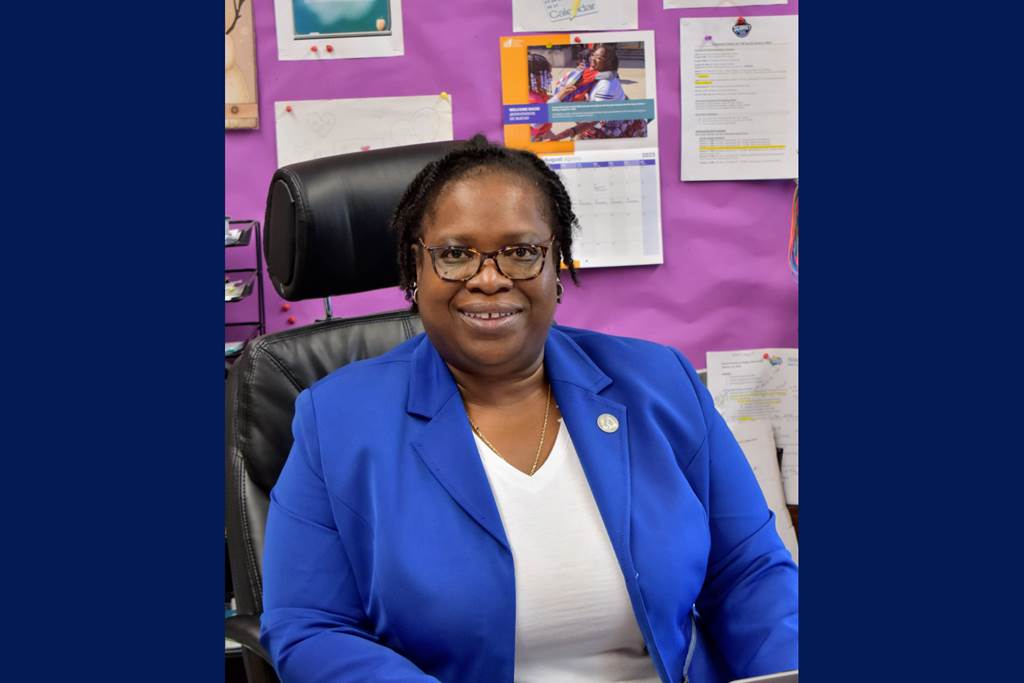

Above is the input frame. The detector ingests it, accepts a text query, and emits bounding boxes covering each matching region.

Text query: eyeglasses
[418,238,556,282]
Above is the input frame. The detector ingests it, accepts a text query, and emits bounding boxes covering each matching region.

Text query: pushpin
[574,36,581,43]
[360,145,371,152]
[281,303,291,311]
[285,105,292,113]
[310,45,318,53]
[545,44,552,49]
[287,316,297,325]
[326,44,334,53]
[704,35,712,42]
[762,352,770,360]
[439,91,449,101]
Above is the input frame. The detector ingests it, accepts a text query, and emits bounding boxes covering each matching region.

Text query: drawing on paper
[275,96,454,168]
[292,0,391,38]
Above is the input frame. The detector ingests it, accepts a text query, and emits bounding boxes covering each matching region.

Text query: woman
[550,44,648,140]
[259,137,798,683]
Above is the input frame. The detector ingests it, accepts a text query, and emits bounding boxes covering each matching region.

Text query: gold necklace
[463,383,553,476]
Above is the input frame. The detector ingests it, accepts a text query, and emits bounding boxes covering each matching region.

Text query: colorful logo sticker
[732,17,752,38]
[762,352,783,366]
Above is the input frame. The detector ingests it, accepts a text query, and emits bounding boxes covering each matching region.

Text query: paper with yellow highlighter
[706,348,798,506]
[679,15,798,181]
[512,1,637,33]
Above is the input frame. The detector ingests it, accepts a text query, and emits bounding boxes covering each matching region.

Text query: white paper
[707,348,798,505]
[274,0,404,61]
[274,95,453,168]
[542,149,663,268]
[513,1,638,32]
[665,1,786,9]
[225,280,246,302]
[729,419,798,563]
[679,15,798,181]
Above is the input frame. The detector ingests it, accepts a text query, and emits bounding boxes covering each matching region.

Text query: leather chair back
[225,141,460,682]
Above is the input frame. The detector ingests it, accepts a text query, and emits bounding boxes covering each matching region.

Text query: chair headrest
[263,140,464,301]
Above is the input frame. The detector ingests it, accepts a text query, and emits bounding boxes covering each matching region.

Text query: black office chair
[224,140,463,683]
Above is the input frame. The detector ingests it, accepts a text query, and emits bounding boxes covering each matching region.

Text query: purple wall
[225,0,798,365]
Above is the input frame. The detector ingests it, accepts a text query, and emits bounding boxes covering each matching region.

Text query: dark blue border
[4,4,224,681]
[802,3,1019,679]
[5,2,1019,680]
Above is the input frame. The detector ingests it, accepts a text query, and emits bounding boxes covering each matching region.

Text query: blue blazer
[260,326,798,683]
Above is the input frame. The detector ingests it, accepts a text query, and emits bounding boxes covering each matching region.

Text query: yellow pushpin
[439,91,450,101]
[545,44,552,49]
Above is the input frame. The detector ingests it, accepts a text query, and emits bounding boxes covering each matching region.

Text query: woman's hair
[594,43,619,71]
[528,53,553,93]
[392,135,579,311]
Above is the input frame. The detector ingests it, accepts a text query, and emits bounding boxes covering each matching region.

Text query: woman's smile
[456,302,526,334]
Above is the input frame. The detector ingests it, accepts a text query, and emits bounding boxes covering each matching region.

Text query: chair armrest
[226,613,271,664]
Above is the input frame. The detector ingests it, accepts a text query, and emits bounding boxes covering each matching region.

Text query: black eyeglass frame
[417,238,557,282]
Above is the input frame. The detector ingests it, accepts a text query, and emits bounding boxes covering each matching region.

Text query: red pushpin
[285,105,292,113]
[762,352,770,359]
[325,44,334,53]
[281,303,291,311]
[360,145,371,152]
[574,36,581,43]
[287,316,297,325]
[310,45,318,53]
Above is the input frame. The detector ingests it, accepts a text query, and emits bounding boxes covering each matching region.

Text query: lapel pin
[597,413,619,433]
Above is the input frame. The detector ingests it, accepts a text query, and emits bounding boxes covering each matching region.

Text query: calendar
[501,30,664,269]
[543,149,663,268]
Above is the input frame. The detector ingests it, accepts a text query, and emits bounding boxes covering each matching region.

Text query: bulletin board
[225,0,799,365]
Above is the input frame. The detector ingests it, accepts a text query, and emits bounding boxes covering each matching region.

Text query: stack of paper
[706,348,798,506]
[728,419,798,563]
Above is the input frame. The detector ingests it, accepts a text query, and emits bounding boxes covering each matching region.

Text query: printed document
[707,348,798,505]
[500,30,663,268]
[680,15,797,180]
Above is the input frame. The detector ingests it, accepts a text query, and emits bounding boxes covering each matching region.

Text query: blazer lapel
[408,337,510,552]
[404,327,635,559]
[544,328,633,568]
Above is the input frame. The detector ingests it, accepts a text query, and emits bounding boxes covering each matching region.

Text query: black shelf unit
[225,221,267,678]
[225,220,266,363]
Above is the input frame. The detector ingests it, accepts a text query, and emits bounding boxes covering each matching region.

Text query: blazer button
[597,413,619,432]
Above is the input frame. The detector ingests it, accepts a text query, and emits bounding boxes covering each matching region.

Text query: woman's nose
[467,257,513,293]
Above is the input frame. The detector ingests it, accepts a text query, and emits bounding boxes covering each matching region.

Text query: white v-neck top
[473,420,660,683]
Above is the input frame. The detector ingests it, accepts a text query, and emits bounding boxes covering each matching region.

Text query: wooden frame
[226,0,259,129]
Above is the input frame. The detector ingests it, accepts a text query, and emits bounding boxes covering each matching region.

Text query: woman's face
[415,170,559,379]
[590,47,610,71]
